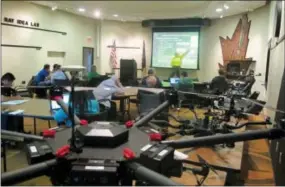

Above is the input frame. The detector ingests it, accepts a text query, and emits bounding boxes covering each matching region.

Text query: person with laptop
[175,71,194,90]
[141,69,162,88]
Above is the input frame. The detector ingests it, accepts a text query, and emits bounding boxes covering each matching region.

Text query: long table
[64,86,165,96]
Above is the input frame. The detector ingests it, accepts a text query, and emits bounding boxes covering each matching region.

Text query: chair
[137,90,168,121]
[73,90,108,122]
[243,79,256,96]
[209,79,229,95]
[249,91,260,100]
[177,84,194,108]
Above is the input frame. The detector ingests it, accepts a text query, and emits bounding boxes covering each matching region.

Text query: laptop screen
[170,78,180,84]
[50,94,70,110]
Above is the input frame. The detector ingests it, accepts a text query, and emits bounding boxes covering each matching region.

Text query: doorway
[82,47,94,73]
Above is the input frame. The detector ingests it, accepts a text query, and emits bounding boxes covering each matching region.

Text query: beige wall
[266,1,285,119]
[99,20,151,78]
[199,5,270,99]
[1,1,99,84]
[1,1,272,89]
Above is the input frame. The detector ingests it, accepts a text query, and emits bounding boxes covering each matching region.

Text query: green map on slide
[152,32,199,69]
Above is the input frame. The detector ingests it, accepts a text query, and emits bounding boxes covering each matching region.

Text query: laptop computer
[50,94,70,111]
[170,78,180,86]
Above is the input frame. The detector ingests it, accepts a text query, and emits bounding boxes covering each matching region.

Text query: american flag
[110,40,117,68]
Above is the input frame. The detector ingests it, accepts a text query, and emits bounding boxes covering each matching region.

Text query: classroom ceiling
[31,1,267,21]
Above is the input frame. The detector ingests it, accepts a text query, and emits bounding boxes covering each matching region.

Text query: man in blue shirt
[35,64,51,85]
[51,64,67,84]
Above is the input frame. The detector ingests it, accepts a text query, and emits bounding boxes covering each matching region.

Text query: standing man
[35,64,51,85]
[171,49,190,75]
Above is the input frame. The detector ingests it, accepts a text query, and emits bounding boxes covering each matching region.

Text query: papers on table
[1,100,29,105]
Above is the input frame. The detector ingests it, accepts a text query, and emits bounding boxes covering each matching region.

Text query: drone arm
[161,128,285,149]
[1,159,57,185]
[126,162,180,186]
[224,121,272,130]
[56,98,81,124]
[1,130,44,142]
[134,101,169,127]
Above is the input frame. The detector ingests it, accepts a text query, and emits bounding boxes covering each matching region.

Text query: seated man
[93,75,124,120]
[210,69,229,94]
[87,65,101,81]
[1,72,17,96]
[35,64,51,85]
[175,71,194,90]
[51,64,67,84]
[141,69,162,88]
[1,73,24,133]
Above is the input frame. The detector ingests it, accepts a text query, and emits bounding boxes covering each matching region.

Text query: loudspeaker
[120,59,137,86]
[142,18,211,28]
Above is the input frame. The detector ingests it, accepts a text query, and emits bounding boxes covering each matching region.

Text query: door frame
[82,47,94,72]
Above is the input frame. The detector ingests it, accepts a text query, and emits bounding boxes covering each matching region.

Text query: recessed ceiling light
[94,10,101,18]
[51,6,57,11]
[78,8,85,12]
[224,4,229,9]
[113,14,118,17]
[216,8,223,12]
[220,15,223,18]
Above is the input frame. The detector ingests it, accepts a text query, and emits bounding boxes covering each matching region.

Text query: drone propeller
[197,155,218,175]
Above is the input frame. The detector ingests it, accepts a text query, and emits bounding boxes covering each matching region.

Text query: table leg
[120,98,125,121]
[33,118,37,134]
[2,141,7,172]
[48,120,51,128]
[127,98,131,120]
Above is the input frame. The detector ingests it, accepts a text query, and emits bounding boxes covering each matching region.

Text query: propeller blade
[197,155,219,175]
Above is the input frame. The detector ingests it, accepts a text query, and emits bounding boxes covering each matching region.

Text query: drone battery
[70,159,119,185]
[26,141,54,165]
[139,144,175,175]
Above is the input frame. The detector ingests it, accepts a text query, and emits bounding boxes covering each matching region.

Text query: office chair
[249,91,260,100]
[209,79,229,95]
[137,90,168,121]
[73,90,108,122]
[243,79,256,96]
[177,83,194,108]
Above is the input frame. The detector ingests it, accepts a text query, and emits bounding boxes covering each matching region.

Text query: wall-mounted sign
[3,17,40,27]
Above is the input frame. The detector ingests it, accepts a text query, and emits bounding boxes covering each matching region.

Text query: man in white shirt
[93,75,124,106]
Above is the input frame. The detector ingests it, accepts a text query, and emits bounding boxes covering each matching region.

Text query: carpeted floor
[1,103,275,185]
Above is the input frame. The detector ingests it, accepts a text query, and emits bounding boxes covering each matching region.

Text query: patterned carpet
[1,103,275,185]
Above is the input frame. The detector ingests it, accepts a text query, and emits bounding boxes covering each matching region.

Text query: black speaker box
[142,18,211,28]
[120,59,137,86]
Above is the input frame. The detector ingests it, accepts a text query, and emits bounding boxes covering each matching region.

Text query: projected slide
[152,32,199,69]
